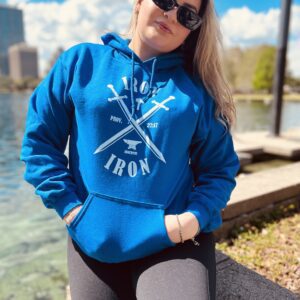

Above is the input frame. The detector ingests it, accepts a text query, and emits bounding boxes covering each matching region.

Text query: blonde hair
[120,0,237,132]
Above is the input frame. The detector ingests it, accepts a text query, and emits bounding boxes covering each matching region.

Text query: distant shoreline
[1,90,300,102]
[0,89,34,94]
[234,94,300,102]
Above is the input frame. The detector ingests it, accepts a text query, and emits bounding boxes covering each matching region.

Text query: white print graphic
[123,139,141,156]
[147,122,158,128]
[106,84,166,163]
[104,153,150,177]
[94,85,174,162]
[151,100,170,111]
[122,76,161,111]
[136,98,145,111]
[93,80,175,177]
[110,115,122,124]
[123,139,142,150]
[121,76,160,97]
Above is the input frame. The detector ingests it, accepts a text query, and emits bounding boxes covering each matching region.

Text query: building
[0,4,25,76]
[45,46,64,75]
[8,42,38,81]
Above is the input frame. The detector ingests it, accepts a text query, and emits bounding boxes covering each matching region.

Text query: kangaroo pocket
[65,191,176,263]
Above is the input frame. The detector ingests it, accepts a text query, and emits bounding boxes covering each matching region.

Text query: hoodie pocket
[65,191,177,263]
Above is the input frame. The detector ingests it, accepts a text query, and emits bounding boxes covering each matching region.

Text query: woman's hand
[164,214,181,243]
[164,212,200,243]
[64,205,83,225]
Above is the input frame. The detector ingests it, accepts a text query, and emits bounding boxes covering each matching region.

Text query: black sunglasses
[152,0,208,31]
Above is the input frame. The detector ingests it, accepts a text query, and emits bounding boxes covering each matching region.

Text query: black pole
[270,0,292,136]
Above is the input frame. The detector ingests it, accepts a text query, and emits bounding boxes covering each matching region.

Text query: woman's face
[131,0,201,60]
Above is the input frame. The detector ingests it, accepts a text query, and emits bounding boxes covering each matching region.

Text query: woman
[20,0,240,299]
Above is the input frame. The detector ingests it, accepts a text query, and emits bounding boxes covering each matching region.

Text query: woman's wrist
[165,215,182,243]
[164,212,200,243]
[180,212,200,239]
[64,205,82,225]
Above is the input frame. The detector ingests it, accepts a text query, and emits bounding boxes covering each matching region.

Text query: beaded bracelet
[175,214,184,243]
[176,214,200,246]
[191,222,200,246]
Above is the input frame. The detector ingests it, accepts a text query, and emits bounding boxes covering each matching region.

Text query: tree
[252,46,276,93]
[222,47,243,91]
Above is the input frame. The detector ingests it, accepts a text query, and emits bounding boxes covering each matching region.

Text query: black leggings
[67,231,216,300]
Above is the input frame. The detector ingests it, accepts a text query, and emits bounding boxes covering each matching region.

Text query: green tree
[285,69,300,88]
[252,46,276,93]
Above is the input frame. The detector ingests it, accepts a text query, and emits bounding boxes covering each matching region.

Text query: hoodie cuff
[183,202,210,233]
[52,192,83,220]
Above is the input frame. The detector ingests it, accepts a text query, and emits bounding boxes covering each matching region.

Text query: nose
[163,6,178,24]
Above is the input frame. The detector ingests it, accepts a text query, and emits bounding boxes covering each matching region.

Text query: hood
[100,31,184,120]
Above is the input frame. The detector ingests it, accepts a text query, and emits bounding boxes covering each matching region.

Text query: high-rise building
[8,43,38,81]
[0,4,25,76]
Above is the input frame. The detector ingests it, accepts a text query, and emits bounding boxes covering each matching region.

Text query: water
[1,91,300,299]
[235,100,300,133]
[0,92,69,300]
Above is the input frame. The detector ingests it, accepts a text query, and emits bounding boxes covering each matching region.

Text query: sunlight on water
[0,92,69,299]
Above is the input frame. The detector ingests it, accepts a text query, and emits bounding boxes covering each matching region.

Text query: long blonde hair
[120,0,237,132]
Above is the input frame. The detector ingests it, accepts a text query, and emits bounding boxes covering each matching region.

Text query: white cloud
[7,0,134,76]
[221,7,279,46]
[288,40,300,77]
[221,5,300,77]
[290,5,300,38]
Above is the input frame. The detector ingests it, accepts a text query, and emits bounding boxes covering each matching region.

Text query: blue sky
[2,0,300,14]
[215,0,296,15]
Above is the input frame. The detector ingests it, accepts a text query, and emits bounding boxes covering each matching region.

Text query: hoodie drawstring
[148,58,157,98]
[129,52,157,121]
[130,52,135,121]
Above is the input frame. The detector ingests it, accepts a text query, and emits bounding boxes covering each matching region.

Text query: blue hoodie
[20,31,240,263]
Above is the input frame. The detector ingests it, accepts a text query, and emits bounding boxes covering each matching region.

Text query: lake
[1,91,300,299]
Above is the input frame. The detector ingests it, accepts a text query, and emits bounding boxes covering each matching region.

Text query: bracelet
[191,223,200,246]
[175,214,201,246]
[175,214,184,243]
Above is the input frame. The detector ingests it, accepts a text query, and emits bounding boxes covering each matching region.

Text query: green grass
[216,202,300,296]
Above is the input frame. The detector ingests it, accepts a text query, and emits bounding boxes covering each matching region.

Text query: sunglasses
[152,0,208,31]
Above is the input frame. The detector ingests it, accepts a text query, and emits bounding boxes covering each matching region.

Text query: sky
[1,0,300,77]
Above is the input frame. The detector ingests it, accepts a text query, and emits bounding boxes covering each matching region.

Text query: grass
[216,202,300,297]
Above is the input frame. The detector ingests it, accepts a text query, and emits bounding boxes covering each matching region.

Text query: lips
[156,21,172,34]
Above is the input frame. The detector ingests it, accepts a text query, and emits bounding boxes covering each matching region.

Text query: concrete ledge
[233,134,264,156]
[215,196,299,241]
[236,152,253,167]
[216,250,298,299]
[213,162,300,240]
[225,162,300,220]
[234,130,300,159]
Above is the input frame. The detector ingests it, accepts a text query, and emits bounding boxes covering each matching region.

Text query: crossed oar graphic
[93,84,175,164]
